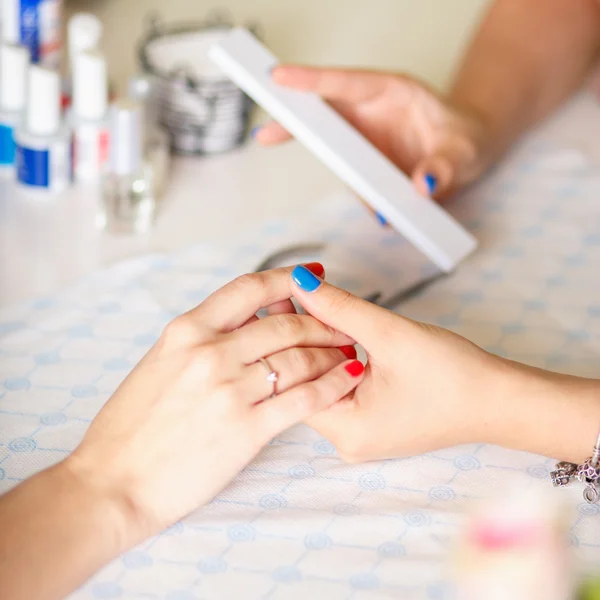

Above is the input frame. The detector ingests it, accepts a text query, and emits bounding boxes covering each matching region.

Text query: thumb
[290,265,394,350]
[412,152,458,202]
[412,137,478,202]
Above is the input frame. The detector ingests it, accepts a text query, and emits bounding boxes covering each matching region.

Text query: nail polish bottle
[100,100,155,233]
[0,43,29,175]
[63,13,103,106]
[70,49,109,183]
[68,13,102,73]
[15,65,71,194]
[1,0,62,68]
[128,72,170,197]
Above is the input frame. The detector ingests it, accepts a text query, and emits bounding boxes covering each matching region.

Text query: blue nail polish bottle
[291,265,322,292]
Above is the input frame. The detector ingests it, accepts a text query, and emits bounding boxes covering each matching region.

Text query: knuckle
[273,313,305,341]
[288,348,318,376]
[231,273,267,298]
[160,315,195,348]
[291,385,321,415]
[324,290,358,319]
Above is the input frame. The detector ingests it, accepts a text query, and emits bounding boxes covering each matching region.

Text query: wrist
[483,359,600,462]
[60,454,143,553]
[0,461,136,600]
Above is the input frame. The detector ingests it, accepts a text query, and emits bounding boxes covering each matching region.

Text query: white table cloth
[1,95,600,600]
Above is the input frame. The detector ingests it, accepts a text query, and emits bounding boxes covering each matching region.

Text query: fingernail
[304,262,325,277]
[339,345,357,360]
[345,360,365,377]
[250,126,261,139]
[375,212,388,226]
[291,265,322,292]
[425,174,437,195]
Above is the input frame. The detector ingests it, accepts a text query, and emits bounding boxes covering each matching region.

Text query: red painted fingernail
[339,345,357,360]
[345,360,364,377]
[304,262,325,277]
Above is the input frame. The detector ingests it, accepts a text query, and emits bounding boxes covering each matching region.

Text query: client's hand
[254,66,489,200]
[65,266,363,545]
[290,266,600,464]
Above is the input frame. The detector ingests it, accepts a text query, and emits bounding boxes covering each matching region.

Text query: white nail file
[209,28,477,272]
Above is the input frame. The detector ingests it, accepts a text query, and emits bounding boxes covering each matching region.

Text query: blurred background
[67,0,491,95]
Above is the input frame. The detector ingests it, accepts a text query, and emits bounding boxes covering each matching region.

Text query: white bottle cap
[1,0,19,45]
[109,99,142,175]
[128,73,153,103]
[26,65,61,136]
[73,50,107,121]
[68,13,103,68]
[0,43,29,112]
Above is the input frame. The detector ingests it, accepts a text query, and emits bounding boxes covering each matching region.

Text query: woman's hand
[254,66,490,201]
[0,265,366,600]
[64,266,364,546]
[289,265,600,464]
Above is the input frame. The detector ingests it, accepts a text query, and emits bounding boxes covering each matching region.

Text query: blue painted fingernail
[376,212,388,226]
[292,265,322,292]
[250,126,261,139]
[425,174,437,195]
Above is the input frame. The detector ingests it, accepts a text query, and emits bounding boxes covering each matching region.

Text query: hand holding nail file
[209,29,477,273]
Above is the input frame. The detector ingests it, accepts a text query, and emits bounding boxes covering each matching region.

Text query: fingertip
[271,65,287,83]
[271,65,306,85]
[304,262,325,277]
[424,174,438,195]
[339,345,357,360]
[291,264,322,293]
[412,157,453,201]
[344,360,365,378]
[255,121,293,146]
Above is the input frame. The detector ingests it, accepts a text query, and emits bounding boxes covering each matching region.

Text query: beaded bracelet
[550,431,600,504]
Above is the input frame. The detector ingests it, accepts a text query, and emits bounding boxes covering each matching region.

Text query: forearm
[0,461,131,600]
[449,0,600,166]
[487,360,600,463]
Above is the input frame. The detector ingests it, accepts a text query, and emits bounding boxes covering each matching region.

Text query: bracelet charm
[550,462,578,487]
[550,429,600,504]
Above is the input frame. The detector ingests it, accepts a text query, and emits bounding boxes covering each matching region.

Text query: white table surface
[0,139,342,309]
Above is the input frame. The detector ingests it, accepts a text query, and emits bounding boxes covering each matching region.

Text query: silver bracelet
[550,428,600,504]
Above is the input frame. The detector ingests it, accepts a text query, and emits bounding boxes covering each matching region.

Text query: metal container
[137,11,259,155]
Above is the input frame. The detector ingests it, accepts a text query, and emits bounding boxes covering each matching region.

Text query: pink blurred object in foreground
[453,491,574,600]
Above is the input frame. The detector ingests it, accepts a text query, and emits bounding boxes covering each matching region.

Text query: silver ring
[258,357,278,399]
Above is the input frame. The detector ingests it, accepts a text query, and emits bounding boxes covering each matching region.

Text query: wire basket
[138,10,259,155]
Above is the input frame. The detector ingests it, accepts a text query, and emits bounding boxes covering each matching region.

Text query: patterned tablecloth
[1,96,600,599]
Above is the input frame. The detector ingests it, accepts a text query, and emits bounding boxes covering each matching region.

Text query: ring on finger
[258,357,278,399]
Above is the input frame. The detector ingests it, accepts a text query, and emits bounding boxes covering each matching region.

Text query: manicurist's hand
[254,66,490,201]
[290,265,600,465]
[0,265,365,600]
